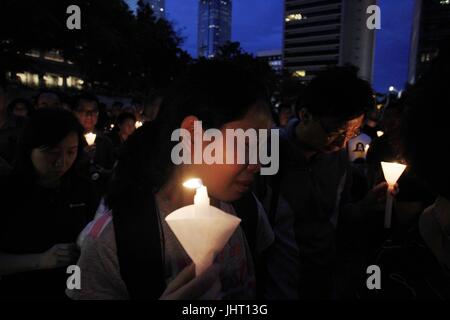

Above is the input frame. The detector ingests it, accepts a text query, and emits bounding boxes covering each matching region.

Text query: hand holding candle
[381,162,407,228]
[166,178,241,276]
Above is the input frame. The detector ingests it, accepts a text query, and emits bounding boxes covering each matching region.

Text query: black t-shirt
[0,173,97,299]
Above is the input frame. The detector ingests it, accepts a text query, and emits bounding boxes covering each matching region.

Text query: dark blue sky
[128,0,416,92]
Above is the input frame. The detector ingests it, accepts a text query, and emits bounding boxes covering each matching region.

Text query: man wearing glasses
[264,67,393,300]
[73,93,114,202]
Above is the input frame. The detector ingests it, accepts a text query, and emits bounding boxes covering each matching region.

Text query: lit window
[16,72,39,87]
[67,76,84,90]
[44,50,64,63]
[285,13,304,22]
[293,70,306,78]
[25,50,40,58]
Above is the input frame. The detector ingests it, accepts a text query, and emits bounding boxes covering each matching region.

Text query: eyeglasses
[318,119,361,140]
[77,110,99,117]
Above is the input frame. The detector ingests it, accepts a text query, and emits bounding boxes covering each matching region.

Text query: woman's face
[31,132,79,182]
[184,105,272,202]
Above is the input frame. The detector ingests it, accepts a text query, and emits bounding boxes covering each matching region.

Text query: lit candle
[381,162,407,228]
[135,121,143,129]
[165,178,241,276]
[84,132,96,146]
[183,178,210,216]
[377,131,385,138]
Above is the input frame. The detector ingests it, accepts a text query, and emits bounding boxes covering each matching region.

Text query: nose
[54,153,65,170]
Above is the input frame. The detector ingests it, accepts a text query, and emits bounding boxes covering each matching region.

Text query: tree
[213,41,278,98]
[0,0,192,95]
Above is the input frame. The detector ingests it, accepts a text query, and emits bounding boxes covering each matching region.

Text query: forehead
[77,100,98,110]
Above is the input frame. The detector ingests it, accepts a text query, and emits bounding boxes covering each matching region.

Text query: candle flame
[135,121,143,129]
[183,178,203,189]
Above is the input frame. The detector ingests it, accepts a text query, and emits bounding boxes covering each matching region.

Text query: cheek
[203,164,246,199]
[31,151,51,174]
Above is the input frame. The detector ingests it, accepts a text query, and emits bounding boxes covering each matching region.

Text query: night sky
[127,0,416,93]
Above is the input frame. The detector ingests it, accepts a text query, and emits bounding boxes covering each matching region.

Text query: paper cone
[165,204,241,276]
[381,162,407,229]
[381,162,406,186]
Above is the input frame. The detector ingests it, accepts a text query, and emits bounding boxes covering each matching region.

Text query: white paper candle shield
[166,179,241,276]
[166,205,241,276]
[135,121,143,129]
[381,162,406,186]
[84,132,96,146]
[381,161,407,228]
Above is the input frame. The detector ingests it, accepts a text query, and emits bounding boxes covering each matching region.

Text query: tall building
[198,0,232,58]
[283,0,376,83]
[143,0,166,19]
[408,0,450,84]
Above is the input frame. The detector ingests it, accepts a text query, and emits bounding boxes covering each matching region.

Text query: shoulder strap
[232,191,258,255]
[113,188,165,300]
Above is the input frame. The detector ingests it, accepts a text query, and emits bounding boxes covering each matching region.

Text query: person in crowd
[71,93,115,201]
[277,103,294,128]
[361,44,450,299]
[131,98,144,123]
[0,80,27,166]
[109,101,123,125]
[143,90,164,122]
[7,98,33,118]
[35,90,61,109]
[107,112,136,159]
[0,108,97,299]
[68,60,275,300]
[262,66,398,300]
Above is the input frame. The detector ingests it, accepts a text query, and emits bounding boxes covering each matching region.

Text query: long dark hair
[107,60,271,209]
[13,108,84,183]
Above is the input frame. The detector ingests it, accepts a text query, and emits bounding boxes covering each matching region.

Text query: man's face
[298,111,364,153]
[37,93,61,109]
[75,100,99,132]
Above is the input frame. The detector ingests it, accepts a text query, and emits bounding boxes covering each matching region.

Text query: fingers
[163,263,195,295]
[372,182,388,195]
[175,263,220,299]
[164,263,220,300]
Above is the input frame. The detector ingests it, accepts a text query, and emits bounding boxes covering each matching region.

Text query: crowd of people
[0,50,449,300]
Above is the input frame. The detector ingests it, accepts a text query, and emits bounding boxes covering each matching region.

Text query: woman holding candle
[0,108,97,299]
[68,60,275,300]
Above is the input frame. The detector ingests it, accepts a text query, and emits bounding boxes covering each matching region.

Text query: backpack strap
[113,188,165,300]
[232,191,258,255]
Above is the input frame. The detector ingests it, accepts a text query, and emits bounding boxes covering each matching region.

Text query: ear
[180,115,199,133]
[298,108,310,123]
[180,115,200,145]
